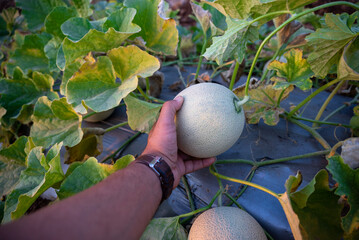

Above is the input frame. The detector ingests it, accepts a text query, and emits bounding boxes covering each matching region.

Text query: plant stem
[178,189,222,221]
[323,92,359,122]
[83,111,97,120]
[145,77,150,96]
[245,1,359,97]
[289,114,352,128]
[215,159,256,166]
[229,60,240,90]
[313,80,346,127]
[137,86,150,102]
[233,168,256,201]
[287,117,331,149]
[104,122,128,133]
[210,60,234,79]
[101,132,142,163]
[328,141,344,157]
[177,36,184,69]
[194,37,207,80]
[213,164,224,206]
[132,92,165,104]
[209,165,279,198]
[258,150,330,166]
[182,175,196,211]
[223,192,243,209]
[287,78,341,118]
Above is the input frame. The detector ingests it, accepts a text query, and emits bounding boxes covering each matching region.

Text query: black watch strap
[135,154,174,202]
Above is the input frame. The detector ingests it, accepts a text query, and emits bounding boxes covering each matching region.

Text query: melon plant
[188,206,267,240]
[175,83,247,158]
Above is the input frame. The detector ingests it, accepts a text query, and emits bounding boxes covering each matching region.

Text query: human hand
[142,96,216,188]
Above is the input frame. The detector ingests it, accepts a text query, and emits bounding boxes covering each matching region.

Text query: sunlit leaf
[57,155,134,199]
[203,16,258,65]
[214,0,258,20]
[140,216,187,240]
[70,0,93,18]
[15,0,66,31]
[124,0,178,55]
[306,13,359,78]
[107,45,161,81]
[64,127,105,164]
[66,56,136,113]
[338,37,359,81]
[288,170,344,239]
[0,67,58,126]
[30,97,83,148]
[327,155,359,236]
[268,49,313,91]
[0,137,30,197]
[250,0,317,19]
[45,6,78,41]
[124,95,162,133]
[7,33,51,76]
[233,83,293,125]
[60,59,84,96]
[2,144,64,223]
[61,8,140,67]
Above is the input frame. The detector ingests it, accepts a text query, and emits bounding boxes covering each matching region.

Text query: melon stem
[234,95,249,112]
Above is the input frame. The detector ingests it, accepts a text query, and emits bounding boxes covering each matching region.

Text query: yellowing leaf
[124,0,179,55]
[30,97,83,148]
[234,83,293,125]
[268,49,313,91]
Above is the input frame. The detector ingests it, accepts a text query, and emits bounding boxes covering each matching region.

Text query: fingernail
[174,96,183,103]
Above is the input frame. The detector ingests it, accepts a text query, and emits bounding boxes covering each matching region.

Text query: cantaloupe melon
[188,206,267,240]
[175,83,246,158]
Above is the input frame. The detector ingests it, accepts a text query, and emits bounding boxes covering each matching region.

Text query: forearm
[0,162,162,240]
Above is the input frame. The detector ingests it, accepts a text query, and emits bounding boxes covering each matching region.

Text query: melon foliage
[188,206,267,240]
[175,83,245,158]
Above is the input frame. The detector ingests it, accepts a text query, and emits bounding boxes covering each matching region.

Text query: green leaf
[64,127,105,164]
[2,144,64,223]
[140,216,187,240]
[15,0,66,31]
[306,13,359,78]
[268,48,313,91]
[70,0,93,18]
[57,155,134,199]
[0,136,30,197]
[250,0,317,19]
[124,95,162,133]
[30,97,83,148]
[61,8,140,66]
[108,45,161,80]
[233,83,293,125]
[203,16,258,65]
[0,67,58,126]
[214,0,259,20]
[288,170,344,239]
[60,59,84,96]
[7,33,52,76]
[45,6,78,41]
[124,0,179,55]
[44,38,62,72]
[67,46,160,113]
[327,155,359,236]
[66,56,133,113]
[338,37,359,81]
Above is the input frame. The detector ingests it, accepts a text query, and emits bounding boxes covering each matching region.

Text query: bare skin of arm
[0,96,215,240]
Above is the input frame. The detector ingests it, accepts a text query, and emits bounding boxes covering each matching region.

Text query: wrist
[133,154,174,202]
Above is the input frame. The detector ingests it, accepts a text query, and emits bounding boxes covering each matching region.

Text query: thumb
[158,96,184,123]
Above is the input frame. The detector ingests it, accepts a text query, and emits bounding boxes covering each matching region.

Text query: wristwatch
[135,154,174,202]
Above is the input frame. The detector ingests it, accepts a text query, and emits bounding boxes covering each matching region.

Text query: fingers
[157,96,183,125]
[183,157,216,174]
